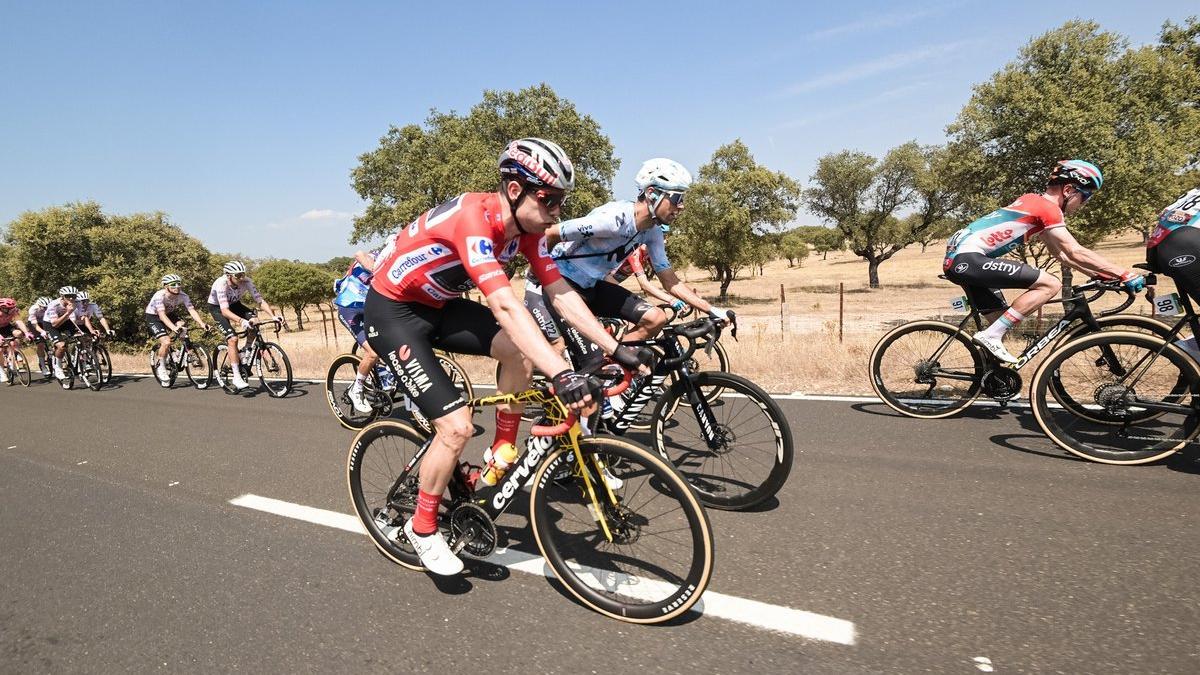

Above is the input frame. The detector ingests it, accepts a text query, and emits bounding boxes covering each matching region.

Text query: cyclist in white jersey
[527,158,731,369]
[42,286,83,380]
[74,290,115,338]
[147,274,210,385]
[27,297,52,374]
[208,261,281,391]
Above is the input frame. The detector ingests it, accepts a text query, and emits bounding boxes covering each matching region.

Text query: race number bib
[1154,292,1182,317]
[949,296,970,313]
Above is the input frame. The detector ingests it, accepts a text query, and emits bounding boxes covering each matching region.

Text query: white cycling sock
[981,308,1025,341]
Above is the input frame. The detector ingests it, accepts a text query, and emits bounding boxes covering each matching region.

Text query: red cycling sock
[411,489,441,536]
[492,410,522,452]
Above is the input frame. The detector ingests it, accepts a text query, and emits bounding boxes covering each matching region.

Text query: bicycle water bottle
[477,442,520,487]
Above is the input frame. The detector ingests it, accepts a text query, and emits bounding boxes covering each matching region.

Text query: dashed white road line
[229,493,857,645]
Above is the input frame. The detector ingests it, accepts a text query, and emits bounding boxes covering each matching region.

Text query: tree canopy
[351,83,618,243]
[254,260,334,330]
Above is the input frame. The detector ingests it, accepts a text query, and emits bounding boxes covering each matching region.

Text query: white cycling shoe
[349,385,372,414]
[156,364,171,386]
[403,520,464,576]
[972,332,1019,365]
[53,364,67,380]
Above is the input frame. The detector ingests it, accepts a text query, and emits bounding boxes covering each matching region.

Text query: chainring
[980,368,1022,401]
[448,502,498,558]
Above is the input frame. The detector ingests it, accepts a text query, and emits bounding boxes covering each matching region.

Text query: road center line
[229,493,857,645]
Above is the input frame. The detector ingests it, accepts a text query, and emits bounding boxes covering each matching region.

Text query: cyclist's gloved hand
[613,345,656,374]
[1119,270,1146,293]
[709,306,732,323]
[551,370,595,407]
[105,329,115,337]
[240,318,252,329]
[671,300,686,312]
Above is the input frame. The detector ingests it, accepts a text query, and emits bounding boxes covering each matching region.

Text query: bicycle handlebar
[530,366,635,437]
[1065,274,1156,317]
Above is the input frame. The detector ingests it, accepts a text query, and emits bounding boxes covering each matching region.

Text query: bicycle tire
[256,341,293,397]
[650,371,793,510]
[13,349,32,387]
[184,344,212,389]
[213,346,238,394]
[346,420,431,571]
[1046,315,1174,424]
[530,435,714,623]
[326,353,383,430]
[150,350,178,388]
[94,343,112,386]
[58,346,76,390]
[79,346,102,391]
[1030,330,1200,464]
[869,320,984,418]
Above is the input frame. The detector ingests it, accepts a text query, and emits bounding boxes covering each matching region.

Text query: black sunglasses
[531,188,568,209]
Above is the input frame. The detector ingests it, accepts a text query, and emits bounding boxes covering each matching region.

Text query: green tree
[323,255,355,275]
[351,83,618,243]
[778,231,810,267]
[801,226,845,260]
[254,260,334,330]
[674,140,801,297]
[2,202,104,300]
[946,20,1200,246]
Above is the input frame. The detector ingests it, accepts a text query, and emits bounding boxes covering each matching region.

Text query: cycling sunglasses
[531,188,568,209]
[1075,187,1094,203]
[232,272,246,279]
[660,190,686,207]
[166,282,182,289]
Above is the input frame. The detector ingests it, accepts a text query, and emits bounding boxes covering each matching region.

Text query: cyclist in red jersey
[607,242,683,310]
[942,160,1144,364]
[365,137,654,575]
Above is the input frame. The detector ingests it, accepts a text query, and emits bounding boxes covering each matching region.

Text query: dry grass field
[106,232,1173,394]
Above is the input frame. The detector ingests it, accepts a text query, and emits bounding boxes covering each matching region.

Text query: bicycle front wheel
[256,342,293,397]
[184,344,212,389]
[79,347,102,391]
[651,371,793,510]
[326,353,382,430]
[530,435,714,624]
[1031,331,1200,465]
[95,343,112,386]
[346,420,430,571]
[13,350,32,387]
[869,320,984,418]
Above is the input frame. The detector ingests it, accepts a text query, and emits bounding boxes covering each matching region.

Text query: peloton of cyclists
[942,159,1146,364]
[208,261,283,392]
[364,137,655,575]
[147,274,211,386]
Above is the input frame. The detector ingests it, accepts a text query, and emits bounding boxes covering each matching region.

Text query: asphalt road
[2,374,1198,674]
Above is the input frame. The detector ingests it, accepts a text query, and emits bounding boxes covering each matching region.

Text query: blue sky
[2,1,1195,261]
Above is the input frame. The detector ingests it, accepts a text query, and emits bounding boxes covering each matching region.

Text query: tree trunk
[718,265,733,299]
[868,260,881,288]
[822,251,828,260]
[293,306,305,330]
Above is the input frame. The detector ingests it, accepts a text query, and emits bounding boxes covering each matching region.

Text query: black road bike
[347,368,713,624]
[326,349,474,433]
[1030,267,1200,464]
[869,276,1169,418]
[214,317,293,397]
[1,337,32,387]
[150,326,213,389]
[56,330,105,391]
[592,317,793,510]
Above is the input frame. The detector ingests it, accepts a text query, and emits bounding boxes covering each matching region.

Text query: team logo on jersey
[1169,255,1196,268]
[981,229,1014,248]
[500,238,520,260]
[1167,210,1189,224]
[982,260,1021,276]
[537,237,549,259]
[954,263,969,274]
[466,237,496,267]
[397,344,411,360]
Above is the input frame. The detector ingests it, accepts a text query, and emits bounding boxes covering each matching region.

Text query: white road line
[229,493,857,645]
[7,446,16,450]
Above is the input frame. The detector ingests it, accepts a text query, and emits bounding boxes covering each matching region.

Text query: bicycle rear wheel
[150,350,178,387]
[1031,331,1200,464]
[94,343,112,386]
[346,421,430,571]
[184,344,212,389]
[869,320,984,418]
[256,342,293,397]
[530,435,713,623]
[651,371,793,510]
[326,353,383,430]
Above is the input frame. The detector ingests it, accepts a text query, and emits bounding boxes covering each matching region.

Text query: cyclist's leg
[147,314,173,359]
[945,252,1051,341]
[1151,228,1200,355]
[542,280,605,371]
[588,279,664,342]
[337,306,378,378]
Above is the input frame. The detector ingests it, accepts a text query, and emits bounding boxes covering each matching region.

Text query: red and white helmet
[498,138,575,191]
[0,298,16,311]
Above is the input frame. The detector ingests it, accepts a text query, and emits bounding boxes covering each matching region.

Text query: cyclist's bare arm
[486,285,572,378]
[634,272,678,305]
[1040,228,1127,279]
[354,250,376,272]
[657,268,715,313]
[83,315,98,335]
[186,307,208,329]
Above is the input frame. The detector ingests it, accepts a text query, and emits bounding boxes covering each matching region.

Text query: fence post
[780,284,786,335]
[320,305,329,346]
[839,282,844,343]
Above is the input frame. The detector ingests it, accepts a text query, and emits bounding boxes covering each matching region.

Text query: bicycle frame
[384,387,624,547]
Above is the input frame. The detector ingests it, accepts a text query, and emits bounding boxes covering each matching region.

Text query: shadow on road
[988,432,1081,462]
[851,401,1010,420]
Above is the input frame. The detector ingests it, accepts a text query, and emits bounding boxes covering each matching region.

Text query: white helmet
[77,290,90,302]
[58,285,79,297]
[223,260,247,275]
[35,296,51,308]
[635,158,693,194]
[161,273,182,286]
[498,138,575,191]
